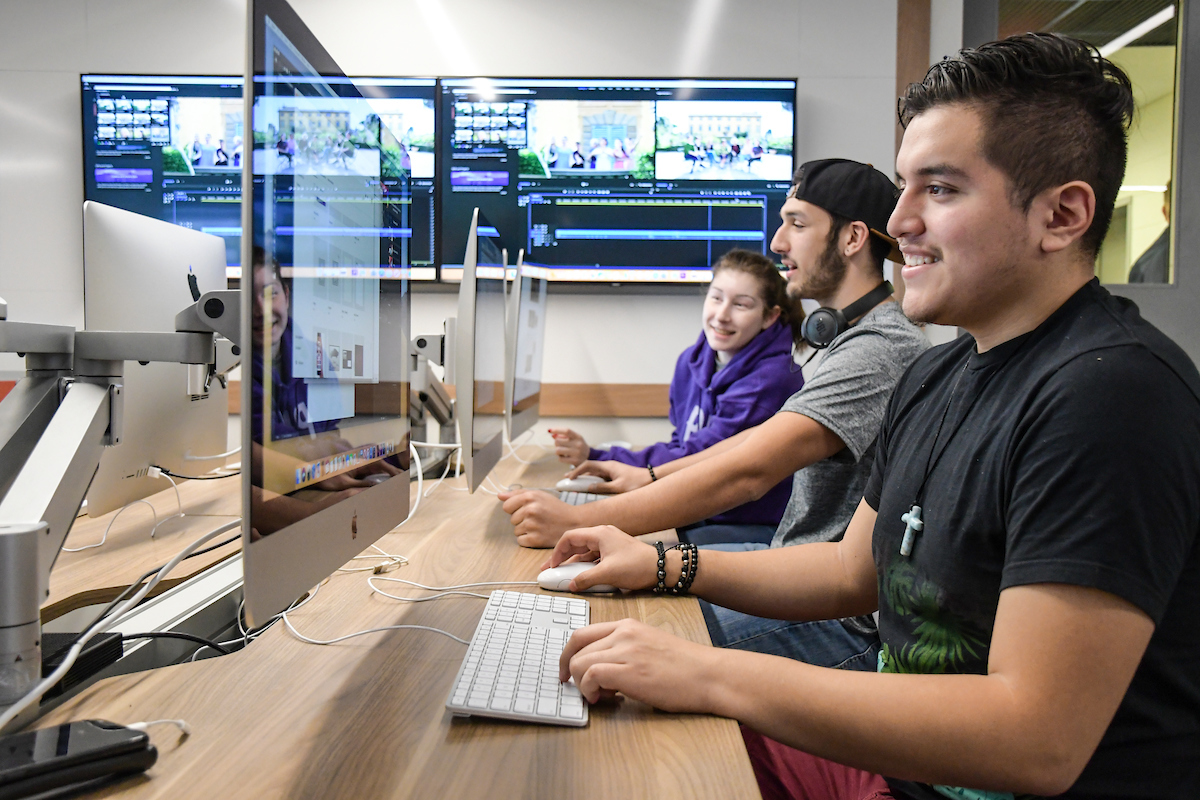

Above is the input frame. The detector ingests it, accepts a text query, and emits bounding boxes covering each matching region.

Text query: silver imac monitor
[504,251,549,441]
[82,201,228,517]
[242,0,411,626]
[455,208,507,492]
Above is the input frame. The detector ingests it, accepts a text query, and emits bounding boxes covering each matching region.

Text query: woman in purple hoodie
[549,250,805,540]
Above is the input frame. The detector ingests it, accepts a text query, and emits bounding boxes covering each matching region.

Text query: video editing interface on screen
[438,78,796,283]
[81,74,438,279]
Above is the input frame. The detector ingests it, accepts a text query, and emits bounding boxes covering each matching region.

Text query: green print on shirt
[878,558,987,675]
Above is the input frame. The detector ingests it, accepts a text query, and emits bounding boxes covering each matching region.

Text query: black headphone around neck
[800,281,893,350]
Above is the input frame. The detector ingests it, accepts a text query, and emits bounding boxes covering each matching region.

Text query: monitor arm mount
[409,318,457,476]
[0,290,240,732]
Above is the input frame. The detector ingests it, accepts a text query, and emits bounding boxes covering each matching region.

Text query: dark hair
[898,32,1134,258]
[824,210,890,276]
[711,249,806,350]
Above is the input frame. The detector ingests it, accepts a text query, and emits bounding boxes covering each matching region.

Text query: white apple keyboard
[559,491,604,506]
[446,590,589,726]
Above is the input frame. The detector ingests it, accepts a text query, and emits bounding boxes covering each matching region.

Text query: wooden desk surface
[46,475,243,621]
[40,448,761,799]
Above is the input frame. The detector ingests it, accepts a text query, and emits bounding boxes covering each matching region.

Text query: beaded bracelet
[652,540,668,594]
[667,543,699,595]
[647,464,657,482]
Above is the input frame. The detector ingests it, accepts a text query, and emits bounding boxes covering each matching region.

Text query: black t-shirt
[864,280,1200,800]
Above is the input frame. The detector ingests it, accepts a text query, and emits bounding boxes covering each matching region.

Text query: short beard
[789,229,848,303]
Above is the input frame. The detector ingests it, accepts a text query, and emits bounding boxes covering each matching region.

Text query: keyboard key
[537,698,558,716]
[514,698,535,714]
[561,704,584,719]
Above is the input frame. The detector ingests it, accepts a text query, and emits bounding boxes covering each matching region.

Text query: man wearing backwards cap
[500,157,928,669]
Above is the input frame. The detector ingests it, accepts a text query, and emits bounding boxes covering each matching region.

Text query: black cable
[121,631,231,656]
[60,533,242,655]
[154,467,240,481]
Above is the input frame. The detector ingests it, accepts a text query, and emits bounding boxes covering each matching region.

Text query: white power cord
[281,608,471,646]
[182,446,241,462]
[0,519,242,732]
[126,719,191,736]
[62,499,158,552]
[337,543,410,575]
[368,576,538,603]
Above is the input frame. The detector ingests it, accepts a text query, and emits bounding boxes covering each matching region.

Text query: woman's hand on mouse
[548,428,589,465]
[541,525,658,591]
[559,619,721,711]
[565,460,652,494]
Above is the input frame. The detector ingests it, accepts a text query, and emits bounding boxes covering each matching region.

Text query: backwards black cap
[789,158,903,263]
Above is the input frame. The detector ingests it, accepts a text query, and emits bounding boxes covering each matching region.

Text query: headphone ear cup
[801,308,846,349]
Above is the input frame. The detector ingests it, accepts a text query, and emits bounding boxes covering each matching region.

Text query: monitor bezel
[455,208,505,493]
[241,0,412,627]
[504,250,546,442]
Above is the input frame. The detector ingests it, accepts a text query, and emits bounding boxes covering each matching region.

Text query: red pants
[741,725,896,800]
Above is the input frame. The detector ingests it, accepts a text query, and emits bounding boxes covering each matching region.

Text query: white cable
[373,577,539,591]
[183,446,241,462]
[336,544,410,574]
[194,584,321,661]
[503,429,542,464]
[403,443,422,524]
[281,612,470,646]
[0,519,241,731]
[126,719,191,736]
[423,448,456,498]
[368,576,538,603]
[62,499,158,552]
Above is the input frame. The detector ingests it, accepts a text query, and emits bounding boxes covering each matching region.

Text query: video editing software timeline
[438,78,796,283]
[81,75,438,279]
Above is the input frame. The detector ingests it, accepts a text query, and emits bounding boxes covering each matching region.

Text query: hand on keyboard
[499,490,584,549]
[447,591,591,726]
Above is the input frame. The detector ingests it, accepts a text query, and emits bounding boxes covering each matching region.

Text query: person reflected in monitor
[1128,179,1170,283]
[248,249,402,537]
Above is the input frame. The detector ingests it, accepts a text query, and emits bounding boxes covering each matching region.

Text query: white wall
[0,0,900,443]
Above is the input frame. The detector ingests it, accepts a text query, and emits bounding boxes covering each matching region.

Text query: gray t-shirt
[772,300,929,548]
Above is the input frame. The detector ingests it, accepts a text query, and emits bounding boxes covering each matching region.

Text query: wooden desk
[40,448,760,799]
[46,475,242,622]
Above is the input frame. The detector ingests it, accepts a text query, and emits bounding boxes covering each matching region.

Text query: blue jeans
[697,543,880,671]
[677,522,776,546]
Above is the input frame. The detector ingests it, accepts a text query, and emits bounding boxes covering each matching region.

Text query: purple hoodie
[591,319,804,526]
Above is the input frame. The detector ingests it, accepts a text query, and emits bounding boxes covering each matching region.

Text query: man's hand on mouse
[566,460,651,494]
[548,427,589,466]
[559,619,720,711]
[499,490,581,548]
[540,525,658,592]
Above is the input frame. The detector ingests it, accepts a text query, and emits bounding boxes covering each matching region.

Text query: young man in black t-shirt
[540,33,1200,799]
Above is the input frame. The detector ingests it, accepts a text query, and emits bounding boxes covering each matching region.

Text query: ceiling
[999,0,1178,47]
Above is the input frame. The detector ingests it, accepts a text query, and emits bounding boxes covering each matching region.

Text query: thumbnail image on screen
[81,75,438,279]
[438,78,795,283]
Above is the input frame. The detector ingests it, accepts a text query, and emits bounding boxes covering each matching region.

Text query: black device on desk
[0,719,156,800]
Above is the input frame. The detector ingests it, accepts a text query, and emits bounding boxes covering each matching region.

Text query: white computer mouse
[555,475,605,492]
[537,561,616,593]
[362,472,390,485]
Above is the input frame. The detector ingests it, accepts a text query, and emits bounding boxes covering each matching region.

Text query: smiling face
[889,104,1043,331]
[702,269,780,360]
[769,197,846,304]
[252,262,289,350]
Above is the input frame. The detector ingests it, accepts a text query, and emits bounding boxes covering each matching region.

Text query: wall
[0,0,900,445]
